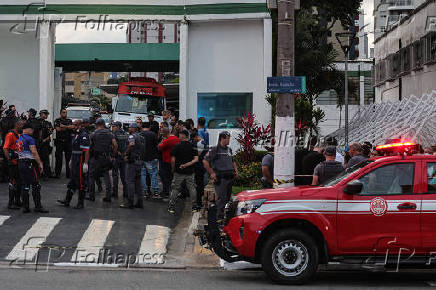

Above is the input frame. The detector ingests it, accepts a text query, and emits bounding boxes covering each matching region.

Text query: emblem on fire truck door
[369,197,388,216]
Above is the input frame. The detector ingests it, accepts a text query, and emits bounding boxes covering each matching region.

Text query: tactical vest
[114,130,129,153]
[91,129,113,154]
[318,161,344,184]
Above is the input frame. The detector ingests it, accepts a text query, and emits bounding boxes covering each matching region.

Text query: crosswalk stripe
[72,219,115,264]
[0,215,10,226]
[137,225,170,264]
[6,217,62,262]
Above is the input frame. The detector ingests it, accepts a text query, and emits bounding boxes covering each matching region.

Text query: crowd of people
[2,102,436,217]
[0,104,238,218]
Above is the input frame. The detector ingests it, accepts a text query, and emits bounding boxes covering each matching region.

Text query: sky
[56,0,375,47]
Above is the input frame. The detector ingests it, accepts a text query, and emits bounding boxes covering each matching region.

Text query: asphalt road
[0,177,184,265]
[0,268,436,289]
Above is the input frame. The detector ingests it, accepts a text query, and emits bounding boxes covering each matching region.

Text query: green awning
[55,43,180,72]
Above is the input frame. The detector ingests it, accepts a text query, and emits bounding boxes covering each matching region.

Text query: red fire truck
[112,77,166,128]
[203,144,436,284]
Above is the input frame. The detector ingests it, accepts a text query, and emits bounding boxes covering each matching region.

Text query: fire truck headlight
[236,199,266,216]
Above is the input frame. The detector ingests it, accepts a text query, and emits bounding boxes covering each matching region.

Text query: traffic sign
[267,76,306,94]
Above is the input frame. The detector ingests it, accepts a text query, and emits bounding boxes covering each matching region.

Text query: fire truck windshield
[115,94,164,115]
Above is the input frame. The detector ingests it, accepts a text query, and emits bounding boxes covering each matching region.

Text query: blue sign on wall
[267,76,306,94]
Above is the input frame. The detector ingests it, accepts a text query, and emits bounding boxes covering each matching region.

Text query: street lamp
[335,31,356,147]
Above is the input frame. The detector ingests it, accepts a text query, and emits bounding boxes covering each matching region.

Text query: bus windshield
[115,94,164,115]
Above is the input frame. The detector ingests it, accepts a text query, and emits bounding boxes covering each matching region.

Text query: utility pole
[273,0,296,187]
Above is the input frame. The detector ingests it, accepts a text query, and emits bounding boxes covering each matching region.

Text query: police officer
[1,108,18,142]
[111,121,128,199]
[120,123,143,209]
[203,131,239,220]
[54,109,73,178]
[88,118,117,202]
[25,108,42,146]
[3,120,24,209]
[312,146,344,185]
[38,110,54,179]
[16,123,48,213]
[57,119,90,209]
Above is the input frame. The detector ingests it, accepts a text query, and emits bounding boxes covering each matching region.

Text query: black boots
[74,190,85,209]
[57,189,74,207]
[8,184,19,210]
[32,185,49,213]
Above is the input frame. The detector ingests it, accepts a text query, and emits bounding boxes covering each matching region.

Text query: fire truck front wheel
[261,229,319,285]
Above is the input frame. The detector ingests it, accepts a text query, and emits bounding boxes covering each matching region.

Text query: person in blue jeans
[139,122,160,199]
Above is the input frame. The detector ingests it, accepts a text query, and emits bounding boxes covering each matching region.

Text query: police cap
[27,108,37,116]
[112,121,122,127]
[40,109,49,115]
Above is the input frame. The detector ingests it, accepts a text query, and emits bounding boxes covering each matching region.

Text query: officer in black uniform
[111,121,128,199]
[54,109,73,178]
[88,118,117,202]
[38,110,54,179]
[120,123,143,209]
[57,119,90,209]
[1,108,18,142]
[25,108,42,146]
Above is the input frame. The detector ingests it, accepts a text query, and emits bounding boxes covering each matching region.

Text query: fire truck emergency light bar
[376,142,415,150]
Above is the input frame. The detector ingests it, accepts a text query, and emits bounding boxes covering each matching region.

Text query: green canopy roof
[55,43,180,72]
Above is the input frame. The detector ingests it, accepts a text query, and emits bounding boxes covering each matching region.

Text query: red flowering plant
[236,112,272,163]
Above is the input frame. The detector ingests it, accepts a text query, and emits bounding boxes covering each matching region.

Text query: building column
[263,18,273,124]
[39,21,55,120]
[179,22,188,120]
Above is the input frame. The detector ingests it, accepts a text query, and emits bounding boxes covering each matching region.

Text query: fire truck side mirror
[344,181,363,195]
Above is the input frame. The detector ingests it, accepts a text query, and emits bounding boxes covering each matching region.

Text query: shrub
[235,113,272,163]
[234,161,262,188]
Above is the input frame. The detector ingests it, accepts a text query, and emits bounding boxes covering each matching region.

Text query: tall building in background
[127,22,180,82]
[64,72,108,100]
[327,10,368,61]
[373,0,426,39]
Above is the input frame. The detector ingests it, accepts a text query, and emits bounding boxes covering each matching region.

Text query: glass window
[197,93,253,129]
[115,94,164,115]
[427,163,436,194]
[66,110,92,119]
[323,160,373,187]
[358,163,415,195]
